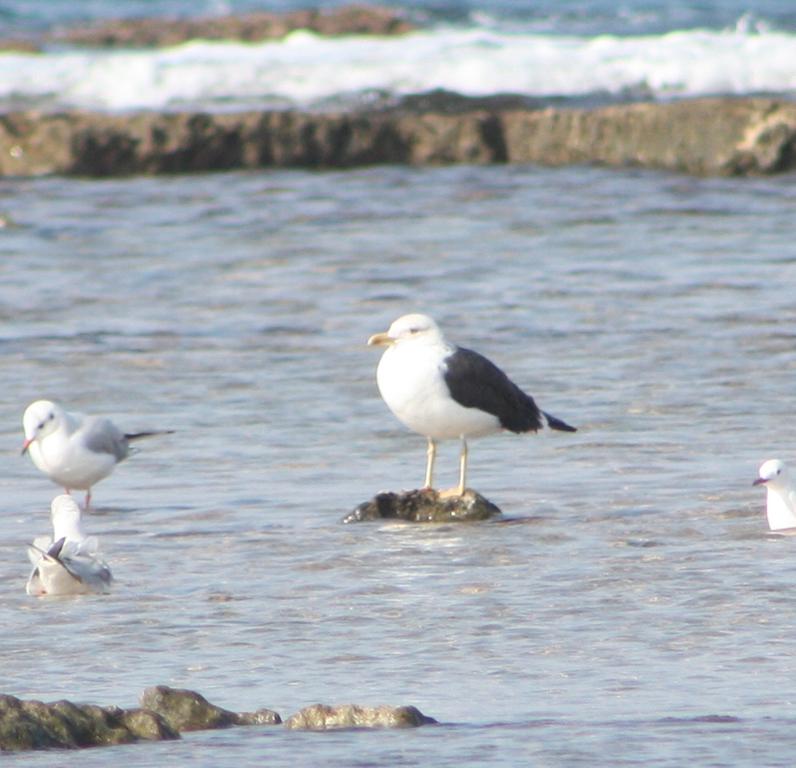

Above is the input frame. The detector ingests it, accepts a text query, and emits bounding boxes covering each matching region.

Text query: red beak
[21,438,32,456]
[752,477,767,486]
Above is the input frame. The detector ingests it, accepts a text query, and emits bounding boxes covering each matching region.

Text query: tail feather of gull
[21,399,174,508]
[754,459,796,532]
[368,313,576,496]
[26,495,113,597]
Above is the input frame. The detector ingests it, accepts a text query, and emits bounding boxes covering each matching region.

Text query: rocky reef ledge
[0,686,436,752]
[1,5,415,51]
[1,97,795,178]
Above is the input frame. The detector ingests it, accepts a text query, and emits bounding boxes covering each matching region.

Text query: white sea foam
[1,24,795,112]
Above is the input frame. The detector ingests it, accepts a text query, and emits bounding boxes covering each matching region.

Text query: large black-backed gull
[368,313,576,495]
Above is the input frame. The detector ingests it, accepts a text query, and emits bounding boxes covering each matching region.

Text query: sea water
[1,0,796,764]
[0,164,795,765]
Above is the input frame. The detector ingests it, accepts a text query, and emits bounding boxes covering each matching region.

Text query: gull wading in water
[26,494,113,596]
[367,313,576,495]
[754,459,796,532]
[22,399,173,508]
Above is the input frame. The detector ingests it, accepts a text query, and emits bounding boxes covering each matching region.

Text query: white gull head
[22,399,65,450]
[367,313,445,348]
[754,459,796,532]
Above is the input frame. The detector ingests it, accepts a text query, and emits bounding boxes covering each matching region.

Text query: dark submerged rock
[284,703,437,730]
[344,488,502,523]
[140,685,281,731]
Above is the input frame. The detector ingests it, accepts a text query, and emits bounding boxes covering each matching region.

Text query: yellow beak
[367,331,394,347]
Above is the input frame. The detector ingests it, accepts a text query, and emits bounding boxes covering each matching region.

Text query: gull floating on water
[21,399,173,508]
[26,495,113,596]
[753,459,796,532]
[367,313,576,496]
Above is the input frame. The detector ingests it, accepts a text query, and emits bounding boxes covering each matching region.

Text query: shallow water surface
[1,165,795,765]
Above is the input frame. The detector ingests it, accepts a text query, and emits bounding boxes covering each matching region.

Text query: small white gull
[368,313,576,495]
[26,494,113,596]
[22,399,173,508]
[754,459,796,531]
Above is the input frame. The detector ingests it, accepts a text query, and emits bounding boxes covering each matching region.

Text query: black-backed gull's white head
[367,313,444,348]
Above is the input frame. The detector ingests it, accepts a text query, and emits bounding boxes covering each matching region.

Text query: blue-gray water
[1,164,796,766]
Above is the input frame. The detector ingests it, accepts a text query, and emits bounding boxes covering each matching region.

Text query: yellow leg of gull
[424,437,437,489]
[457,437,468,496]
[440,437,468,498]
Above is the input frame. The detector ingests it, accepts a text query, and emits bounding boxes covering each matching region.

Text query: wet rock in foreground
[140,685,281,731]
[0,694,178,752]
[344,488,502,523]
[285,703,437,730]
[0,689,437,751]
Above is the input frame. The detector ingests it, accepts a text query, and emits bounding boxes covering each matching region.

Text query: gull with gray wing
[22,399,173,508]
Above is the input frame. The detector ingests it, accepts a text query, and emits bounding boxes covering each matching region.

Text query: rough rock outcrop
[139,686,281,731]
[0,694,178,752]
[344,488,502,523]
[1,98,795,178]
[501,98,796,175]
[0,689,436,751]
[0,6,414,51]
[284,703,437,730]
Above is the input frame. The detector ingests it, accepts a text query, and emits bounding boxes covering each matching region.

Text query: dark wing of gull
[443,346,576,433]
[443,346,544,433]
